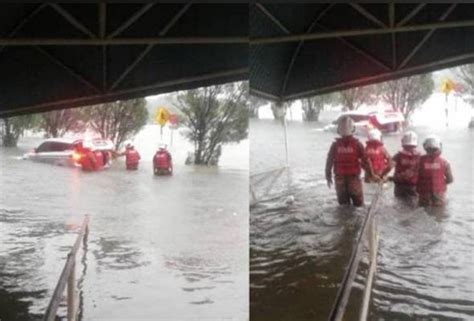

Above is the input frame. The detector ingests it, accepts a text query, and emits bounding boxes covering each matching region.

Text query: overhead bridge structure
[250,3,474,102]
[0,3,248,117]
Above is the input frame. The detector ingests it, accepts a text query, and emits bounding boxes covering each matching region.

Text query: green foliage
[81,98,148,150]
[1,114,38,147]
[175,82,248,165]
[301,92,337,121]
[374,73,434,119]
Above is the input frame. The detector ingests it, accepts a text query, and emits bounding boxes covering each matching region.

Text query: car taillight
[72,151,82,161]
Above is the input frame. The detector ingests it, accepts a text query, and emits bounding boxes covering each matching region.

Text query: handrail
[327,184,383,321]
[43,215,89,321]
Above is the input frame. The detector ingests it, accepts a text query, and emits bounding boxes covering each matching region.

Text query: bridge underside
[0,3,248,117]
[250,3,474,102]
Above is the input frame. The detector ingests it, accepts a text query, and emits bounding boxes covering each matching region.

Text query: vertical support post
[445,93,449,127]
[67,256,76,321]
[277,102,289,168]
[170,128,174,147]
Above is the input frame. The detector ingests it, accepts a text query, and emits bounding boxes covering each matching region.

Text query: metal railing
[43,215,89,321]
[327,184,383,321]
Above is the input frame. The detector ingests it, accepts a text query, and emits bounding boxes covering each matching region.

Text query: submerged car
[23,138,114,169]
[324,110,404,136]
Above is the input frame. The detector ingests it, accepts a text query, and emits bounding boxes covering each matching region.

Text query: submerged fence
[43,215,89,321]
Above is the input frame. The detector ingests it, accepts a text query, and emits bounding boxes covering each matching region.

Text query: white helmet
[337,116,355,136]
[367,129,382,142]
[124,140,133,148]
[423,135,442,150]
[401,131,418,147]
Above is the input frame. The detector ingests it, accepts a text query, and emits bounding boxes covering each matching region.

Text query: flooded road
[0,125,248,321]
[250,112,474,320]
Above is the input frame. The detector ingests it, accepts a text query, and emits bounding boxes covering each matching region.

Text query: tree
[375,74,434,119]
[40,109,84,138]
[1,114,38,147]
[82,98,148,150]
[301,93,337,121]
[176,82,248,165]
[338,85,377,111]
[249,95,268,118]
[271,102,287,121]
[454,64,474,106]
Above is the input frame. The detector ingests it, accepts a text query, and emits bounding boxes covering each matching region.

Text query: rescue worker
[153,144,173,175]
[392,131,421,200]
[124,141,140,170]
[364,128,392,183]
[76,141,97,171]
[417,136,453,207]
[325,116,371,207]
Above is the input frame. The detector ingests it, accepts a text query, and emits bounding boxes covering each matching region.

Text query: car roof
[40,138,78,144]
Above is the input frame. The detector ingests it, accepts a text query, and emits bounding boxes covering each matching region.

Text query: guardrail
[43,215,89,321]
[327,184,383,321]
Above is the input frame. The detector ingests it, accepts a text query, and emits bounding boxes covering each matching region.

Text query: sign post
[441,79,454,127]
[168,114,178,147]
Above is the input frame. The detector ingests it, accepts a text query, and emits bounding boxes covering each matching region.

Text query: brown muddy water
[250,116,474,321]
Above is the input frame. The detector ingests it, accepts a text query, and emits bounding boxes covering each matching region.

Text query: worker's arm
[445,161,453,185]
[325,143,336,187]
[358,141,374,177]
[381,147,394,178]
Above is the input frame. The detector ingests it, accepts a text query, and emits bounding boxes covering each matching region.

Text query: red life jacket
[154,151,171,169]
[334,136,361,176]
[126,149,140,166]
[394,149,420,185]
[365,141,387,175]
[417,153,447,194]
[94,151,105,170]
[80,150,96,171]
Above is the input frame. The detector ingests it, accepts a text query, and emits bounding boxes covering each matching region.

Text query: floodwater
[250,108,474,320]
[0,125,248,321]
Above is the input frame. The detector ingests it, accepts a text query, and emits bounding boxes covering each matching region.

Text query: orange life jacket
[394,149,420,185]
[417,153,447,194]
[334,136,361,176]
[365,141,387,175]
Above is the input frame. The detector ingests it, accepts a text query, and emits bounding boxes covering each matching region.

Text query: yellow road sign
[441,79,454,94]
[155,107,170,126]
